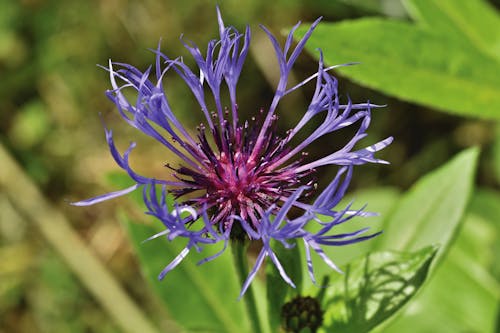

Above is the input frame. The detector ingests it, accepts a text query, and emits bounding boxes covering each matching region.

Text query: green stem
[231,242,263,333]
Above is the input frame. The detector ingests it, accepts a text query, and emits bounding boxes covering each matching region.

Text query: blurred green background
[1,0,499,332]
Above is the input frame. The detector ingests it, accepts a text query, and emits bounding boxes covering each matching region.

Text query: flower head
[74,9,392,297]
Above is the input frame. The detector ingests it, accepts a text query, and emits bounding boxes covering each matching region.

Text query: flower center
[169,110,314,228]
[206,150,259,212]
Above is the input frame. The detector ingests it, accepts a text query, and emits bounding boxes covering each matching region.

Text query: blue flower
[73,9,392,297]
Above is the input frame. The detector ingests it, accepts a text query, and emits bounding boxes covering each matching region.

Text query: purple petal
[71,184,140,206]
[158,247,191,280]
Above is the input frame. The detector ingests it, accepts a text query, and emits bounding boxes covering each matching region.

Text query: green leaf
[301,149,478,331]
[379,209,500,333]
[122,216,250,333]
[315,246,438,333]
[376,147,479,262]
[266,240,303,332]
[336,0,405,16]
[403,0,500,61]
[296,19,500,119]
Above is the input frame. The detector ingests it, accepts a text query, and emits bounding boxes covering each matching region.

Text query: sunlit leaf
[379,210,500,333]
[337,0,406,16]
[376,147,479,263]
[316,246,438,333]
[403,0,500,61]
[296,19,500,119]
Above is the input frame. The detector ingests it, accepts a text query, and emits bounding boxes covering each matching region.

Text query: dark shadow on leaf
[322,246,438,333]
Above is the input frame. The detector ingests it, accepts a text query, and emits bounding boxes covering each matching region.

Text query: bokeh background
[1,0,499,332]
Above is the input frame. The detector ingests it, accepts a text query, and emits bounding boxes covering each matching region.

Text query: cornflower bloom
[74,9,392,297]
